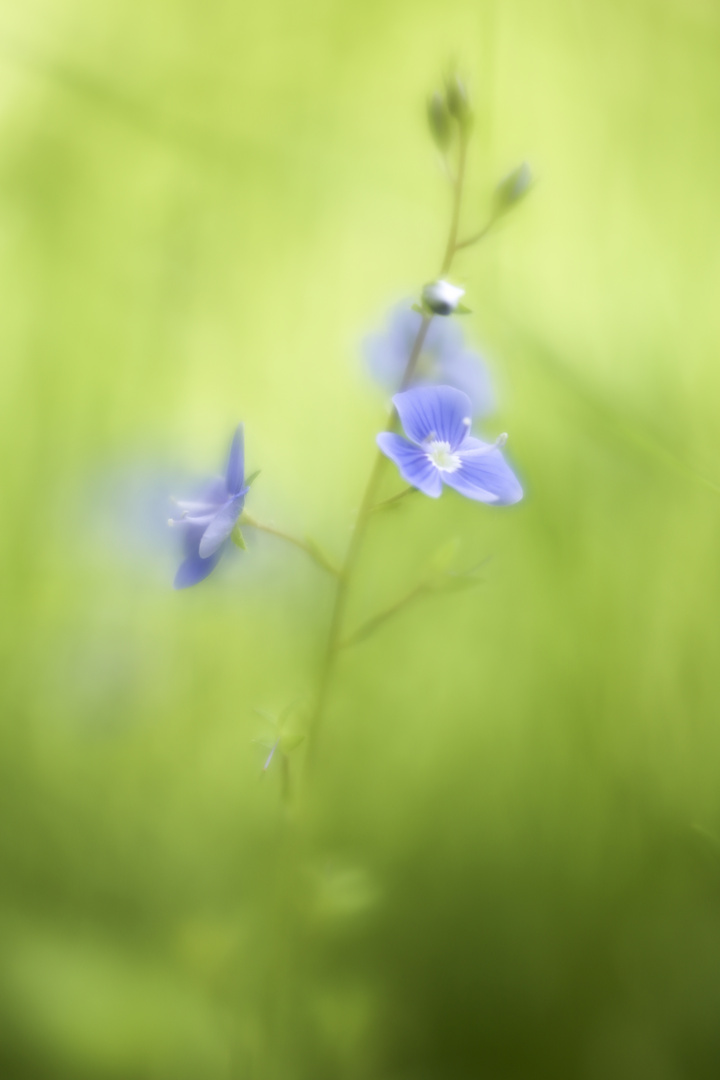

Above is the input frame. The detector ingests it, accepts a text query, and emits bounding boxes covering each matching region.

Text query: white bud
[422,279,465,316]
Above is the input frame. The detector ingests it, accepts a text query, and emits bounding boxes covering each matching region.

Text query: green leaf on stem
[231,524,247,549]
[279,732,306,754]
[426,537,461,577]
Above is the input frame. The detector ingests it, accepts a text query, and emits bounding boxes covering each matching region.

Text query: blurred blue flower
[363,302,493,416]
[170,425,248,588]
[377,386,522,504]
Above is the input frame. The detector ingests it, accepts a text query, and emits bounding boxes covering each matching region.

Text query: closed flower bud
[427,91,452,150]
[422,279,465,316]
[494,162,533,214]
[444,73,472,124]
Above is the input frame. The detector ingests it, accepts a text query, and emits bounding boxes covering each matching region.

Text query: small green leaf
[454,303,472,315]
[231,524,247,550]
[245,468,261,487]
[279,732,306,754]
[251,737,277,750]
[253,707,277,726]
[426,537,460,577]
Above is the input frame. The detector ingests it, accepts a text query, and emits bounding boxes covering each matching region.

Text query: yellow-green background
[1,0,720,1076]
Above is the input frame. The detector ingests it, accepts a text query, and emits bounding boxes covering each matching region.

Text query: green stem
[241,513,340,577]
[369,486,419,514]
[454,216,495,253]
[303,119,474,777]
[339,582,427,650]
[303,317,432,773]
[439,127,468,275]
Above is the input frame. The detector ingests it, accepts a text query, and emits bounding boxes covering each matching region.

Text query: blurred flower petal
[170,429,251,586]
[393,385,471,449]
[225,425,245,497]
[363,302,492,416]
[376,433,443,497]
[198,494,245,559]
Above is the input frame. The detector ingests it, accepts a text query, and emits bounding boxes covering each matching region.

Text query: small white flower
[422,279,465,316]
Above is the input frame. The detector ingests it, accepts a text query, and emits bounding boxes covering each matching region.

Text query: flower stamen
[425,439,461,473]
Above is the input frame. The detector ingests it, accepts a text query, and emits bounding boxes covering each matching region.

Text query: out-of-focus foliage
[1,0,720,1077]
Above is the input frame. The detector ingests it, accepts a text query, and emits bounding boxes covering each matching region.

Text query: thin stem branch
[241,513,340,577]
[454,216,496,253]
[439,128,468,275]
[369,486,419,514]
[339,582,427,650]
[303,319,432,772]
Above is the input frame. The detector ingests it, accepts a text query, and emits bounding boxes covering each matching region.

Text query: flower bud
[444,73,472,125]
[493,162,533,215]
[422,279,465,316]
[427,91,452,150]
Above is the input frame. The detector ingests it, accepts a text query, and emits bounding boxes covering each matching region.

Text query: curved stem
[241,513,340,577]
[454,216,495,253]
[369,486,419,514]
[339,581,427,650]
[439,128,468,275]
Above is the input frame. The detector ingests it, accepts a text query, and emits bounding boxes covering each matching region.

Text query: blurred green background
[1,0,720,1076]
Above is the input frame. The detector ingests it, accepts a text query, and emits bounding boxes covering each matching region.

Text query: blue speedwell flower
[363,302,493,417]
[377,385,522,504]
[170,425,248,588]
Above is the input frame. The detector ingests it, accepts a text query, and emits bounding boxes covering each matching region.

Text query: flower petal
[225,425,245,496]
[363,303,464,392]
[174,525,224,588]
[443,444,523,504]
[393,385,472,450]
[363,330,407,389]
[174,549,224,588]
[169,512,216,527]
[173,499,221,514]
[423,312,463,356]
[376,433,443,498]
[198,493,246,558]
[440,351,494,417]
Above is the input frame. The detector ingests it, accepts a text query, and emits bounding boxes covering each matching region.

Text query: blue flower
[170,425,249,588]
[363,302,493,417]
[377,385,522,504]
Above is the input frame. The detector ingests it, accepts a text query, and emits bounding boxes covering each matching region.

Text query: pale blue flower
[363,302,493,416]
[170,425,248,588]
[377,385,522,504]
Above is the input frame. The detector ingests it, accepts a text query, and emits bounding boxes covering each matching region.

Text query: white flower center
[426,439,461,473]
